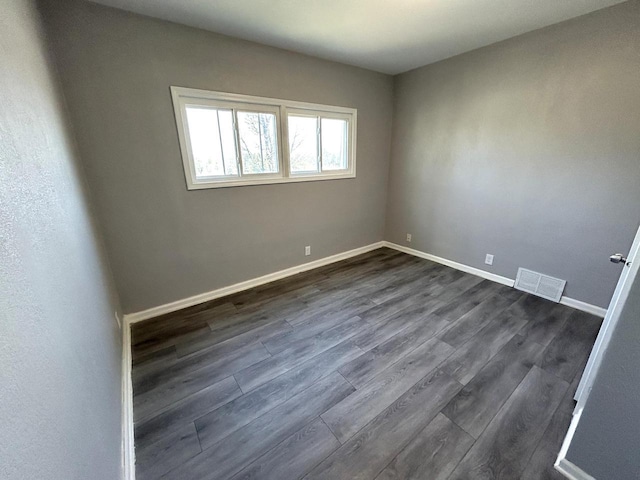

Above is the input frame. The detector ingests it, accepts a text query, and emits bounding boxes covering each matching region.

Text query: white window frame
[170,86,357,189]
[286,108,353,177]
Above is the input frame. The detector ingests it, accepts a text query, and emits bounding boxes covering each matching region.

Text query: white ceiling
[89,0,625,74]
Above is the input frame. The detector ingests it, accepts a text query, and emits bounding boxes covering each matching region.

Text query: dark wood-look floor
[131,248,602,480]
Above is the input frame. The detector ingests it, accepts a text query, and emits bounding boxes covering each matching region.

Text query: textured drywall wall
[0,1,123,478]
[567,269,640,478]
[386,1,640,308]
[40,0,394,313]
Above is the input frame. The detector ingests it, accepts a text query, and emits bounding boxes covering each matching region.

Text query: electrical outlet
[406,233,412,243]
[305,246,311,256]
[485,254,494,265]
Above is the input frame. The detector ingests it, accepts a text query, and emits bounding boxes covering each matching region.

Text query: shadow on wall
[1,1,123,479]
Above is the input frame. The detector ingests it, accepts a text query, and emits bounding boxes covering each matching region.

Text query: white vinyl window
[171,87,356,189]
[288,112,350,175]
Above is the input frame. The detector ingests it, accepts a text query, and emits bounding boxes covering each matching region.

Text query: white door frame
[574,223,640,410]
[555,224,640,479]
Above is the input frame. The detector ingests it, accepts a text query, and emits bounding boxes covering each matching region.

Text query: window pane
[217,110,238,176]
[237,112,279,174]
[288,115,319,173]
[321,118,348,171]
[185,106,237,178]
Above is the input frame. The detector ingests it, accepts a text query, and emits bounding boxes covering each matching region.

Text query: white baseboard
[382,242,606,318]
[123,239,607,326]
[558,297,607,318]
[123,242,385,324]
[382,242,516,287]
[121,319,135,480]
[554,408,596,480]
[555,459,596,480]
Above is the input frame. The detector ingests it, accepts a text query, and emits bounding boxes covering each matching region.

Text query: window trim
[170,86,357,190]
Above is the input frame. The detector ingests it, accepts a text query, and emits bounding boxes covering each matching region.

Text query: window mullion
[281,106,290,178]
[233,109,244,177]
[258,115,265,171]
[317,116,322,172]
[216,110,227,176]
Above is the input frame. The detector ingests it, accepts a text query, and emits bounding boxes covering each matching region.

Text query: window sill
[186,172,356,190]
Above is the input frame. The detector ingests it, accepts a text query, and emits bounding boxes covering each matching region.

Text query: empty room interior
[3,0,640,479]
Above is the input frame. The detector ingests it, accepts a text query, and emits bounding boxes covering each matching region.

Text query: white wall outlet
[406,233,412,243]
[305,245,311,256]
[485,254,494,265]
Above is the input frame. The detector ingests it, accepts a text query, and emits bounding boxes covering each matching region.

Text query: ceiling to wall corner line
[87,0,625,74]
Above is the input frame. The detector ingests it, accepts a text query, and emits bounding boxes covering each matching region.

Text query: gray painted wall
[40,0,394,313]
[567,269,640,478]
[0,1,123,479]
[386,1,640,308]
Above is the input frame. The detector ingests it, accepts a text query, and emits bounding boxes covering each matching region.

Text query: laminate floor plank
[356,290,433,328]
[338,313,451,388]
[292,257,429,322]
[234,315,368,392]
[133,337,268,395]
[520,382,577,480]
[176,319,292,358]
[129,248,601,480]
[538,310,602,382]
[204,304,302,344]
[369,267,463,305]
[423,272,488,307]
[133,322,212,361]
[134,375,242,449]
[517,302,573,347]
[304,370,462,480]
[163,372,354,480]
[286,294,376,328]
[357,264,480,327]
[448,366,569,480]
[312,248,394,275]
[351,298,447,353]
[439,310,528,385]
[263,306,369,355]
[322,337,454,443]
[441,334,544,439]
[314,254,423,296]
[229,266,326,303]
[229,418,340,480]
[430,279,501,322]
[312,248,403,280]
[133,344,177,368]
[349,314,415,355]
[195,340,363,450]
[233,275,326,310]
[132,301,236,345]
[230,287,327,329]
[504,293,561,324]
[133,325,269,386]
[133,342,270,422]
[136,423,202,480]
[375,413,474,480]
[437,290,523,349]
[273,293,354,327]
[204,284,322,333]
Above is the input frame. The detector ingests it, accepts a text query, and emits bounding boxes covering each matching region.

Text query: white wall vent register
[514,268,566,302]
